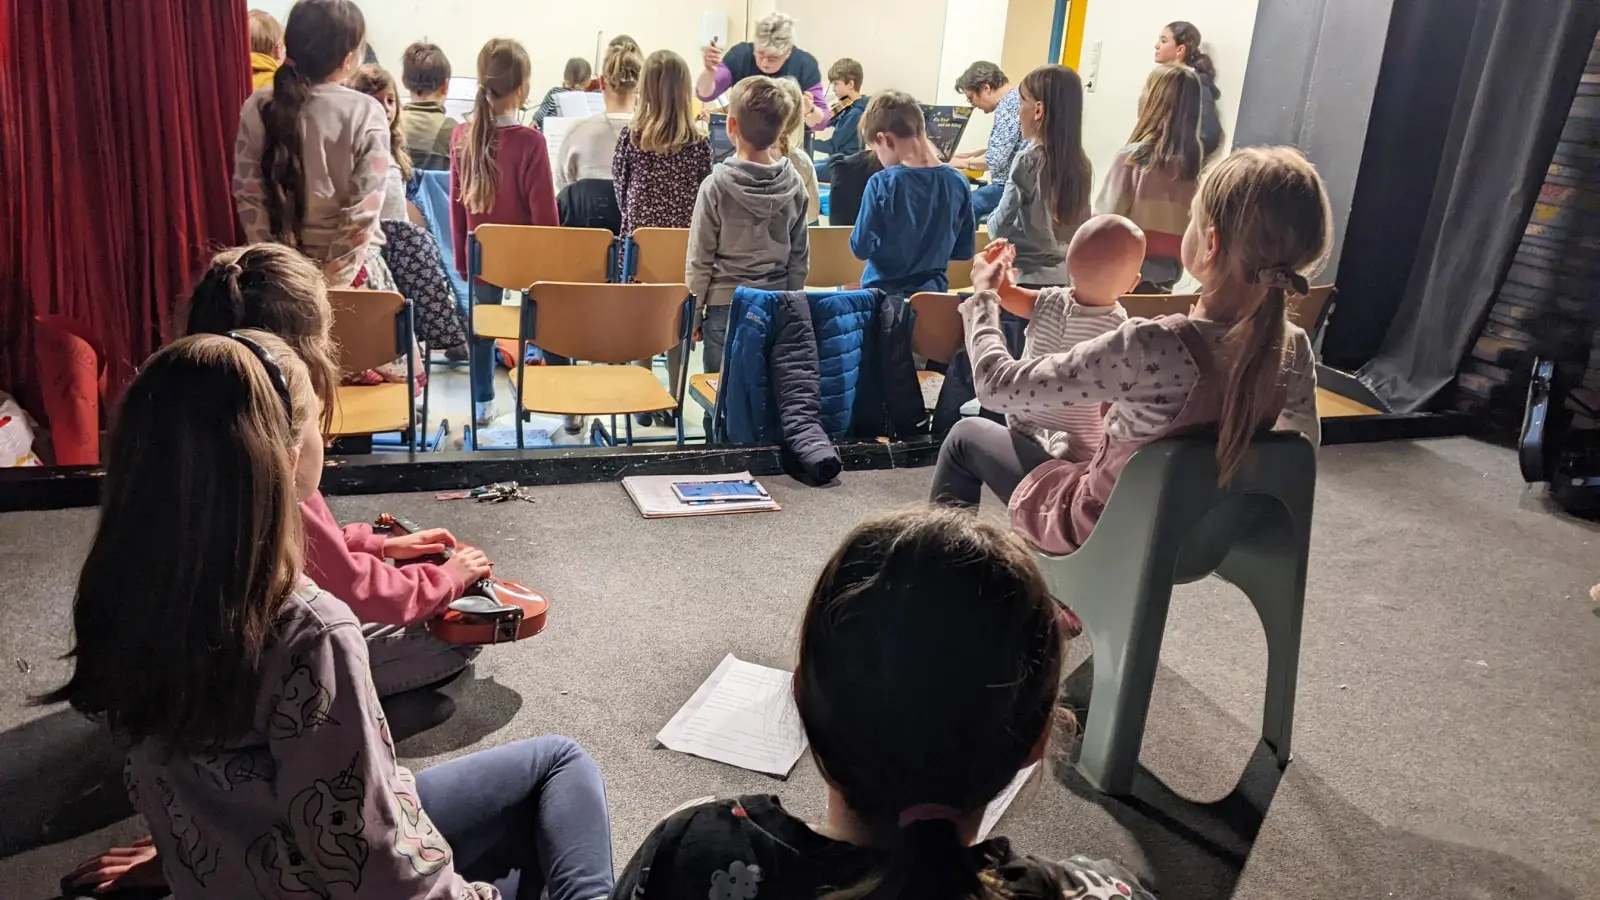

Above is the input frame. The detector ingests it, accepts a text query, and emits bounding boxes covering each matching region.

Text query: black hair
[1167,21,1216,81]
[260,0,366,249]
[795,508,1066,900]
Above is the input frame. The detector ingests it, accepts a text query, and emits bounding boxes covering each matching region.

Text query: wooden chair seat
[519,365,677,416]
[332,383,412,436]
[688,373,720,413]
[472,304,521,341]
[1315,387,1380,418]
[916,370,941,386]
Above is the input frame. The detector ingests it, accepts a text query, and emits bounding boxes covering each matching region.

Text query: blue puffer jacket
[718,287,926,484]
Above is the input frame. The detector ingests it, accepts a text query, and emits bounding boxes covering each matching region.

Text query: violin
[374,513,550,645]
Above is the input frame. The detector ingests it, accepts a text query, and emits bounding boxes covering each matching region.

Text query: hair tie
[896,803,963,829]
[224,262,244,279]
[1259,267,1309,295]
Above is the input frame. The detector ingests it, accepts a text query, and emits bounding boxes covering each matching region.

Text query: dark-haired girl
[56,333,614,899]
[613,508,1153,900]
[234,0,393,290]
[1155,20,1223,156]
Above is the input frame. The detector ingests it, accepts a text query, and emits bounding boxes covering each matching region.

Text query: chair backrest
[473,225,614,289]
[1087,433,1317,584]
[32,315,105,466]
[806,226,866,288]
[1118,286,1335,336]
[945,227,991,291]
[908,292,964,364]
[328,290,407,375]
[528,282,690,363]
[1295,284,1335,335]
[1119,292,1200,320]
[630,228,691,284]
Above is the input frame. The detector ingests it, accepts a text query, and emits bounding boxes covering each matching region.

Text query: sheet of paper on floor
[978,763,1038,841]
[658,653,808,776]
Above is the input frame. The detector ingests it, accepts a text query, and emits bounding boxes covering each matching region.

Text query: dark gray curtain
[1356,0,1600,413]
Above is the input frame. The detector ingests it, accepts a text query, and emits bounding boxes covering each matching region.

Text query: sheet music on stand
[445,76,479,122]
[557,91,607,118]
[657,654,808,776]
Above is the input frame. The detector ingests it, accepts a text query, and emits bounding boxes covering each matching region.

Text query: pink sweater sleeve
[300,492,464,625]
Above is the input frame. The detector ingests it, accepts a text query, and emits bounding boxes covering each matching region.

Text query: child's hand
[384,528,458,560]
[444,546,493,586]
[971,242,1017,294]
[64,837,165,895]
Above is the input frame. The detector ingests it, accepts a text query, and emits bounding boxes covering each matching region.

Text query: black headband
[226,332,295,426]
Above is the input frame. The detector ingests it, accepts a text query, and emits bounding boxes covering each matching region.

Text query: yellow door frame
[1054,0,1090,71]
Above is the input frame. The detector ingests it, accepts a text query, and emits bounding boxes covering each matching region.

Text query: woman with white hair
[697,12,830,133]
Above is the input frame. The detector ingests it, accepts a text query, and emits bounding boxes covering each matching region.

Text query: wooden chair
[467,225,618,448]
[945,227,991,292]
[626,228,691,283]
[806,225,866,288]
[1118,285,1335,336]
[512,282,693,447]
[907,292,964,406]
[327,289,418,450]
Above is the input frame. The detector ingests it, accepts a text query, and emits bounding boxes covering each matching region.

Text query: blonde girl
[936,147,1329,554]
[776,76,821,223]
[1097,63,1206,292]
[347,63,414,221]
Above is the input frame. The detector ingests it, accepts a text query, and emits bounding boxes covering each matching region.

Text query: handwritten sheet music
[657,654,809,776]
[978,763,1038,840]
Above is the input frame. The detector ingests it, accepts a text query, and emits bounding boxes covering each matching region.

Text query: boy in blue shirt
[849,91,976,296]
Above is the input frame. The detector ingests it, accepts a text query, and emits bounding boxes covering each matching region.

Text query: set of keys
[434,481,537,503]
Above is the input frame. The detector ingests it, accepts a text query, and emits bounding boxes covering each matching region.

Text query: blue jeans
[416,735,614,900]
[969,181,1005,225]
[469,281,503,405]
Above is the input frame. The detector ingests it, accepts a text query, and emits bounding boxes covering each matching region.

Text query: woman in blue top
[696,12,831,134]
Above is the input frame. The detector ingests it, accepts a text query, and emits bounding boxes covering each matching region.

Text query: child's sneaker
[474,401,495,427]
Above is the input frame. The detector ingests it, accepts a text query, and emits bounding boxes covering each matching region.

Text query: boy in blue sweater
[849,91,976,296]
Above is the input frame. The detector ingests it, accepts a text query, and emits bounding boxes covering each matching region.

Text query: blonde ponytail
[1193,148,1332,484]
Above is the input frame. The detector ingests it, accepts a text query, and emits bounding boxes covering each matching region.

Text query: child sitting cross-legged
[933,146,1328,554]
[185,243,488,698]
[613,507,1153,900]
[849,91,976,296]
[989,213,1146,463]
[54,333,614,900]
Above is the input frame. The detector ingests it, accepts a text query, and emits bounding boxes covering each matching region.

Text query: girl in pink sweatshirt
[184,242,490,695]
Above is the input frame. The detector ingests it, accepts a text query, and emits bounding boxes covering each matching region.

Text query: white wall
[1077,0,1261,187]
[935,0,1010,155]
[777,0,953,100]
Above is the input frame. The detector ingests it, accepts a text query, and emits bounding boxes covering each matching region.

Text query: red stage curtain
[0,0,248,416]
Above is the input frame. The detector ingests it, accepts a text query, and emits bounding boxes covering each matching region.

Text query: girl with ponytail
[1155,21,1224,156]
[934,147,1328,555]
[449,37,557,426]
[613,508,1151,900]
[234,0,396,290]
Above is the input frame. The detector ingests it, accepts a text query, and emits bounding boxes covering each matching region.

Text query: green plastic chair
[1032,433,1317,795]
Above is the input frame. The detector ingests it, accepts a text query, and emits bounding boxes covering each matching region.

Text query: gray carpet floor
[0,437,1595,899]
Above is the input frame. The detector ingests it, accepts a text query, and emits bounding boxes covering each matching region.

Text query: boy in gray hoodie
[686,75,812,375]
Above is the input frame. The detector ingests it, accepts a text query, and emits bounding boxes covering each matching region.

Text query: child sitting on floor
[613,507,1152,900]
[686,75,810,378]
[849,90,975,295]
[54,333,614,900]
[933,147,1327,554]
[185,243,489,697]
[992,213,1146,462]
